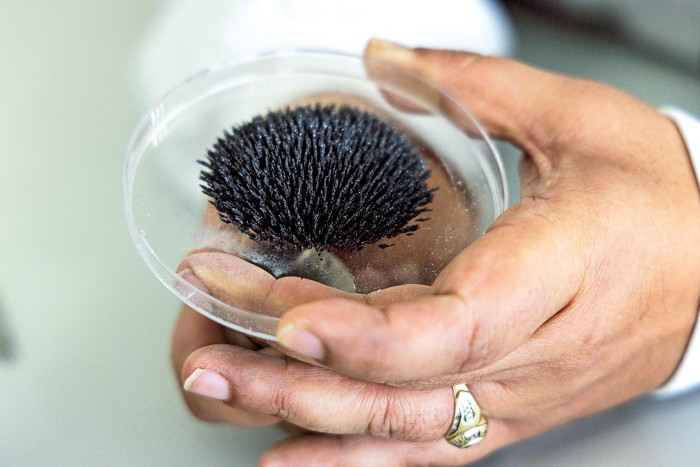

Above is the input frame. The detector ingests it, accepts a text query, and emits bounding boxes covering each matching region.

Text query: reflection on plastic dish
[124,51,507,340]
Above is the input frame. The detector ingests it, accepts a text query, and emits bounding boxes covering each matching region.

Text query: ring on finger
[445,383,488,449]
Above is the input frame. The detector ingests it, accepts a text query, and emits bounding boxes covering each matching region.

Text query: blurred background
[0,1,698,465]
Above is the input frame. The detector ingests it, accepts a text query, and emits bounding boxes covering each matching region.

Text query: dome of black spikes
[199,104,435,252]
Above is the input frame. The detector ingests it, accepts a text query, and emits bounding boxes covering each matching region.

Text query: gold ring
[445,384,488,448]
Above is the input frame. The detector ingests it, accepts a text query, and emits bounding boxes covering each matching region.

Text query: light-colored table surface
[1,2,698,465]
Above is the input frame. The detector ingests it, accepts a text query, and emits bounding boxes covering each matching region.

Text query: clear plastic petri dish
[124,51,507,341]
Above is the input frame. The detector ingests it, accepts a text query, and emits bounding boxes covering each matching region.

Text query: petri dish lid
[124,51,507,340]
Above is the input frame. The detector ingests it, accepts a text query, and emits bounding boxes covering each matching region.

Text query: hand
[274,41,700,389]
[172,40,700,465]
[172,305,494,466]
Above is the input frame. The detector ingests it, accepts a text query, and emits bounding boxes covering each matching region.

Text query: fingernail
[183,368,230,401]
[366,38,414,66]
[177,268,210,294]
[276,324,325,361]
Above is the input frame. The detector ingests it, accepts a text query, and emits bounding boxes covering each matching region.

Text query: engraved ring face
[446,384,488,449]
[447,389,481,436]
[447,419,489,449]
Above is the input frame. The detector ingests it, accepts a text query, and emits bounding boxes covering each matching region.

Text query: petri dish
[124,51,507,341]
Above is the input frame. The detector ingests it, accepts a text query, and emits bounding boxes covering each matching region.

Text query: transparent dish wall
[124,52,507,340]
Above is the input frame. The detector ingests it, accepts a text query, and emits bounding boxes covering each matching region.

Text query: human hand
[273,39,700,388]
[173,40,700,465]
[172,304,493,466]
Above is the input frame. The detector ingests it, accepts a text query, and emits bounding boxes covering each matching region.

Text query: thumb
[270,43,593,382]
[364,39,574,175]
[274,205,584,382]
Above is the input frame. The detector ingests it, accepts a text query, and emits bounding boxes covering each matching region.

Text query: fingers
[275,203,583,383]
[365,40,563,153]
[269,41,603,383]
[171,304,226,376]
[172,305,280,426]
[364,39,665,177]
[178,252,353,317]
[260,432,505,467]
[182,344,464,442]
[178,250,431,319]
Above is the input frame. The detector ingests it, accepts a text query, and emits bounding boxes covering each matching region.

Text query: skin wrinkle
[499,360,590,423]
[506,310,599,393]
[484,379,538,421]
[537,295,660,411]
[452,300,514,372]
[453,215,576,367]
[367,388,448,442]
[190,339,457,442]
[456,311,486,374]
[270,363,295,421]
[413,294,485,374]
[270,384,348,433]
[490,377,576,423]
[518,128,555,179]
[517,152,540,188]
[172,43,700,465]
[448,295,490,373]
[368,389,401,439]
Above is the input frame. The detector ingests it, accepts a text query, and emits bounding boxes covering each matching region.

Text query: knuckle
[367,391,408,439]
[366,389,445,442]
[271,385,294,420]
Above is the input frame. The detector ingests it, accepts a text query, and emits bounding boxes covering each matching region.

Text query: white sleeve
[654,107,700,398]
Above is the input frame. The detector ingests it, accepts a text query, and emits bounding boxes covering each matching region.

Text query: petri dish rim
[124,50,508,341]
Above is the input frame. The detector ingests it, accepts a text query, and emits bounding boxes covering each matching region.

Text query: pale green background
[0,2,698,466]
